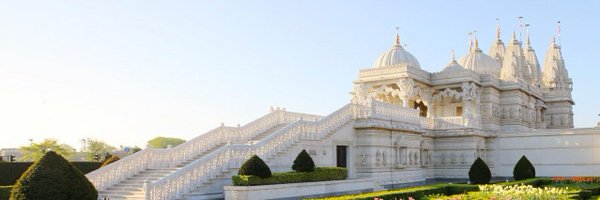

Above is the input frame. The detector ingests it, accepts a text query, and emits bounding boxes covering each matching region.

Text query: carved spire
[511,31,517,42]
[394,33,400,47]
[525,24,531,48]
[496,18,501,41]
[489,19,506,63]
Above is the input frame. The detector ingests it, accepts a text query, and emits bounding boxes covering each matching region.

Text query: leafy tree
[238,155,272,178]
[10,151,97,200]
[100,155,120,167]
[292,149,315,172]
[468,157,491,184]
[147,136,186,148]
[131,146,142,153]
[81,138,116,161]
[513,155,536,180]
[19,138,73,161]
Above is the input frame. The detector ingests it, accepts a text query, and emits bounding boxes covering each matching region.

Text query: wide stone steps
[177,144,226,167]
[248,124,289,143]
[98,168,179,200]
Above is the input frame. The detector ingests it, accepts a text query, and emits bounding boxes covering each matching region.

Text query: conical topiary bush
[513,155,535,180]
[238,155,272,178]
[292,149,315,172]
[10,151,97,200]
[468,157,491,184]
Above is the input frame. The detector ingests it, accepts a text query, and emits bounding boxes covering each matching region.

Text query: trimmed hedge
[10,151,97,200]
[233,167,347,186]
[0,186,12,200]
[310,183,479,200]
[0,162,101,186]
[513,155,536,180]
[468,157,491,184]
[238,155,272,178]
[292,149,315,172]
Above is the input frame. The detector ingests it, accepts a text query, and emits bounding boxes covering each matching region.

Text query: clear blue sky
[0,1,598,150]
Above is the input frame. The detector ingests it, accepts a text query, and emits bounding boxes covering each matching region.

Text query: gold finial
[394,27,400,46]
[473,31,479,48]
[468,32,473,52]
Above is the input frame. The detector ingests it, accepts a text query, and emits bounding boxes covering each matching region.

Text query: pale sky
[0,1,599,150]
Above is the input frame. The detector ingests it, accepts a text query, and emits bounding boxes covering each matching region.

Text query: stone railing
[370,100,420,125]
[433,116,464,129]
[86,109,320,192]
[146,102,419,199]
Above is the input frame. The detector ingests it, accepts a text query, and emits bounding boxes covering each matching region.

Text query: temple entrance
[336,146,347,168]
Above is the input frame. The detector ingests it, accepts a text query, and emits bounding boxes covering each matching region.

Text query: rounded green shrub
[100,155,120,167]
[10,151,97,200]
[468,157,491,184]
[292,149,315,172]
[513,155,535,181]
[238,155,272,178]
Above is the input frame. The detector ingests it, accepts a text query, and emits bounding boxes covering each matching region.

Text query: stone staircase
[98,168,179,200]
[247,124,288,144]
[177,144,227,168]
[97,123,295,200]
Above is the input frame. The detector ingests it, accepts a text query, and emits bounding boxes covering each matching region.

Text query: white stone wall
[488,128,600,177]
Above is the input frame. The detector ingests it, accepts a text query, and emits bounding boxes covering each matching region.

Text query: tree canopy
[81,138,116,161]
[147,136,186,148]
[19,138,74,161]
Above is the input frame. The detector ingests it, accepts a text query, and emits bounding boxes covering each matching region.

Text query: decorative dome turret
[500,32,527,81]
[458,37,502,76]
[373,34,421,68]
[441,50,465,72]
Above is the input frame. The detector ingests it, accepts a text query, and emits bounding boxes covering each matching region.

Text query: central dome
[373,34,421,68]
[458,39,501,76]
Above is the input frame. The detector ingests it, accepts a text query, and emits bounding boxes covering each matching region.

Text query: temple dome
[458,39,501,76]
[441,51,465,72]
[373,34,421,68]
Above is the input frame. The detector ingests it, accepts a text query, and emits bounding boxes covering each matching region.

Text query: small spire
[496,18,501,41]
[525,24,531,47]
[474,36,479,48]
[511,31,517,42]
[394,33,400,46]
[451,49,456,61]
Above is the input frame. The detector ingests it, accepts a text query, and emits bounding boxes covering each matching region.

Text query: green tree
[10,151,97,200]
[147,136,186,148]
[19,139,73,161]
[513,155,536,180]
[81,138,116,161]
[292,149,315,172]
[468,157,491,184]
[100,155,120,167]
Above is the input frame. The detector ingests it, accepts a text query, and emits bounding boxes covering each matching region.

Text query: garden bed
[311,178,600,200]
